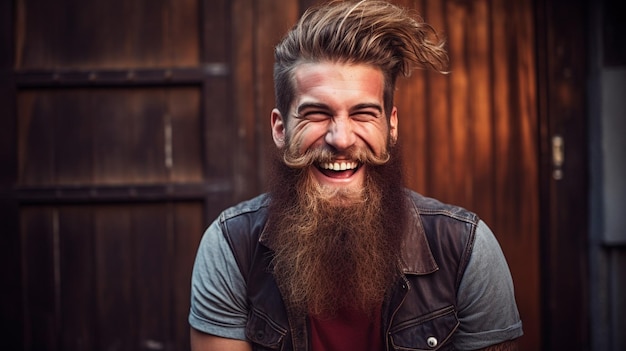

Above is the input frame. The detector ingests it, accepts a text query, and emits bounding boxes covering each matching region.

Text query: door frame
[536,0,590,349]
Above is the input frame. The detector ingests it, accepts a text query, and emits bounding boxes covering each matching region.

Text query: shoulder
[401,190,480,286]
[214,193,271,281]
[216,193,271,243]
[220,193,271,222]
[405,189,479,225]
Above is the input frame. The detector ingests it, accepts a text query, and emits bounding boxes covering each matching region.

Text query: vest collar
[399,196,438,275]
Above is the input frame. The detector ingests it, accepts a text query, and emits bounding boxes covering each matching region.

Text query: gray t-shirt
[189,217,523,350]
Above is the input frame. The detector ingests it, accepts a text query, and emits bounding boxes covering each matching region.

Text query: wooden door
[2,0,236,350]
[536,0,590,349]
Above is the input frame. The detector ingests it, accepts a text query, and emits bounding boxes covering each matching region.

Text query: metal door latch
[552,135,564,180]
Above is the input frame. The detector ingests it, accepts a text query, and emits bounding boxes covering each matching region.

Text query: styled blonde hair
[273,0,448,118]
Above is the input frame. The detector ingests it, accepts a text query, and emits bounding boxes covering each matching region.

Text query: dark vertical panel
[602,0,626,66]
[536,0,590,349]
[94,206,134,351]
[58,206,95,351]
[21,207,58,351]
[0,0,22,347]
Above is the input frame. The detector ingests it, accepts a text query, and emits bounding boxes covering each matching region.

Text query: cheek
[357,125,390,154]
[289,123,326,153]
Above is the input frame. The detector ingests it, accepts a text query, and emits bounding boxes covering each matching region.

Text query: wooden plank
[21,207,58,350]
[17,92,56,185]
[92,90,136,185]
[58,206,96,351]
[171,202,205,350]
[164,0,201,66]
[491,1,541,350]
[231,0,256,200]
[202,77,233,180]
[128,91,168,183]
[423,0,453,203]
[254,0,300,194]
[16,183,232,204]
[169,88,204,183]
[446,0,473,210]
[466,0,495,223]
[53,91,95,185]
[94,206,134,350]
[200,0,228,62]
[133,204,171,350]
[15,67,228,88]
[393,0,428,194]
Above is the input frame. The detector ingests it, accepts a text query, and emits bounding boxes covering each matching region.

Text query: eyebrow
[295,102,383,115]
[296,102,330,115]
[350,103,383,114]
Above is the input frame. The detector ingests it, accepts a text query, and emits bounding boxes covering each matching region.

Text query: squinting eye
[303,112,331,121]
[352,112,378,121]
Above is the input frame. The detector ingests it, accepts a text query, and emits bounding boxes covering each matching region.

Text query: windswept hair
[273,0,449,118]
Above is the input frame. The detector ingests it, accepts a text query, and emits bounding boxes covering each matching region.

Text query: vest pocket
[246,308,287,350]
[389,305,459,350]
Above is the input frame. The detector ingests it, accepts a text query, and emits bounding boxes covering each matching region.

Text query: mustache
[282,144,391,169]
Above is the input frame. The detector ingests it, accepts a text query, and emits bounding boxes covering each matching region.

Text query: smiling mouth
[317,160,360,178]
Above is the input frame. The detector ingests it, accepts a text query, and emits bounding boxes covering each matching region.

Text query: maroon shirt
[309,306,382,351]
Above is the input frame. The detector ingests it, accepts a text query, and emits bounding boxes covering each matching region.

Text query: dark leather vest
[223,190,478,351]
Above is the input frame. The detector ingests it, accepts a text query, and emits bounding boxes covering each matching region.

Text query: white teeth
[320,161,357,171]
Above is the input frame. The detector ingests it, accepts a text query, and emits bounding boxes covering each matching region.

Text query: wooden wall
[0,0,591,350]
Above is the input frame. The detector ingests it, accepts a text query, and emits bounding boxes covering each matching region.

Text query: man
[189,1,523,350]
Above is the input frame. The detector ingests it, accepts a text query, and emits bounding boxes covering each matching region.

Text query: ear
[271,108,286,148]
[389,106,398,145]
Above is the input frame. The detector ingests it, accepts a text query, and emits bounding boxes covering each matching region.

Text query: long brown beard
[266,144,408,317]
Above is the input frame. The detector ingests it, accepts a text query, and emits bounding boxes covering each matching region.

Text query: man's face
[271,62,398,192]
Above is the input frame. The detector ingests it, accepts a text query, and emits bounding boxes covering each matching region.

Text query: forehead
[291,62,385,106]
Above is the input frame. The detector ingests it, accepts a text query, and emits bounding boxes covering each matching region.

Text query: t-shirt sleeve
[453,220,524,350]
[188,219,249,340]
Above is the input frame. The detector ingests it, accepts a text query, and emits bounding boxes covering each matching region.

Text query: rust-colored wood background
[0,0,590,350]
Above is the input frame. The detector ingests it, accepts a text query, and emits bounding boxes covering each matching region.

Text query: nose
[325,117,356,151]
